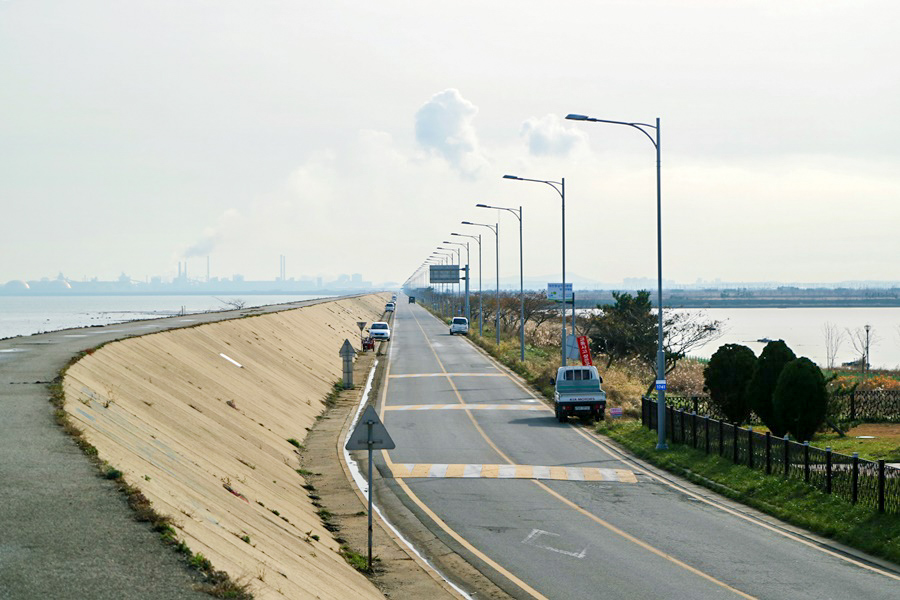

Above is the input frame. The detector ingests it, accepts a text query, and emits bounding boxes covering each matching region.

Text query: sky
[2,1,899,288]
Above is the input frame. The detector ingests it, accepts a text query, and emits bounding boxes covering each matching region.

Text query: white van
[449,317,469,335]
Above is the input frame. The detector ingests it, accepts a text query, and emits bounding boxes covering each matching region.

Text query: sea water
[0,294,334,340]
[677,307,900,370]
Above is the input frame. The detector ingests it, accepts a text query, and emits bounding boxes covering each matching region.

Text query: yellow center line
[407,309,514,465]
[384,404,548,411]
[387,463,635,483]
[532,479,756,599]
[390,372,507,378]
[394,478,549,600]
[380,307,757,598]
[567,425,900,583]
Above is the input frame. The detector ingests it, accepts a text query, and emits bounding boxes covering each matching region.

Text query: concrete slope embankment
[63,294,389,600]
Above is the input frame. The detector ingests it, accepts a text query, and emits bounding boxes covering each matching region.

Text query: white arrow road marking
[522,529,588,559]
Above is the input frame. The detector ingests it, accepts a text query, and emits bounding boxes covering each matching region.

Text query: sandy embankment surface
[63,294,389,600]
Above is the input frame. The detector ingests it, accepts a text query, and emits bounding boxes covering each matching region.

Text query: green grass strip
[597,420,900,566]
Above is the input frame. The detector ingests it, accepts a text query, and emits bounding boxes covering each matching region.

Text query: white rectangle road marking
[429,464,449,477]
[498,465,517,478]
[463,464,483,478]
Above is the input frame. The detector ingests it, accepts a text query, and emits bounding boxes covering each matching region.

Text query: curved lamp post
[503,174,568,367]
[434,250,455,317]
[566,112,667,450]
[461,220,499,344]
[438,245,461,315]
[444,240,470,323]
[477,203,525,362]
[452,232,482,336]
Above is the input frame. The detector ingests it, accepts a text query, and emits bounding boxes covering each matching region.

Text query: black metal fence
[642,397,900,514]
[831,390,900,422]
[667,391,900,423]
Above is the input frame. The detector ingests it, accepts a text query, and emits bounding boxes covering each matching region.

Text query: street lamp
[503,174,568,367]
[444,240,470,323]
[423,257,441,309]
[864,324,871,378]
[461,220,500,344]
[434,250,454,317]
[438,245,461,315]
[452,232,483,336]
[566,112,667,450]
[477,203,525,362]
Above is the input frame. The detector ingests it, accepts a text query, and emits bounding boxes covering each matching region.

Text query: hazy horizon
[3,2,898,286]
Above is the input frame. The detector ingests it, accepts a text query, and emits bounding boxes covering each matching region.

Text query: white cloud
[182,209,241,259]
[521,114,588,157]
[414,89,487,176]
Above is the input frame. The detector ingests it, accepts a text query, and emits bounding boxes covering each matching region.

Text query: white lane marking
[429,464,449,478]
[392,464,635,482]
[389,372,505,378]
[532,466,551,479]
[62,334,88,338]
[498,465,517,479]
[522,529,587,559]
[385,404,545,412]
[219,353,243,368]
[343,359,475,600]
[463,464,483,478]
[597,468,618,480]
[0,349,26,353]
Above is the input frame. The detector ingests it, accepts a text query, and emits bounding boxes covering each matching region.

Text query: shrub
[704,344,757,423]
[746,340,796,436]
[773,357,828,442]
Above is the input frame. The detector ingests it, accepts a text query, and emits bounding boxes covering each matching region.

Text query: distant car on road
[408,296,416,303]
[392,295,397,302]
[449,317,469,335]
[369,321,391,341]
[385,302,395,312]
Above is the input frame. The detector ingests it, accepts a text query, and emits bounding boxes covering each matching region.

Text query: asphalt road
[0,296,355,600]
[375,298,900,600]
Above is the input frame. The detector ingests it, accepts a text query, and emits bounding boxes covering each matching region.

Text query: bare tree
[823,322,845,369]
[846,326,878,372]
[662,311,724,375]
[522,292,556,341]
[217,297,247,310]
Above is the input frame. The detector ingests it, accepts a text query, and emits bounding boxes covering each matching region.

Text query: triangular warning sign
[345,406,396,450]
[339,339,356,358]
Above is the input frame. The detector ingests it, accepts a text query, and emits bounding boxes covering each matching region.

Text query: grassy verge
[598,419,900,565]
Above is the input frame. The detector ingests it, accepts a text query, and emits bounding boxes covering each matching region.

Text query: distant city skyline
[7,266,900,294]
[2,3,898,286]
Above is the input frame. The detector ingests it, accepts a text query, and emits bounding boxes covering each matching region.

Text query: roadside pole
[464,264,470,324]
[345,406,395,571]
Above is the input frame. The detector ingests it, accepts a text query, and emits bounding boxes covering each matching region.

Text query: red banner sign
[576,335,593,366]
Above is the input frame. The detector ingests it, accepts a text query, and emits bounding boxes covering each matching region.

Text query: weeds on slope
[49,350,253,600]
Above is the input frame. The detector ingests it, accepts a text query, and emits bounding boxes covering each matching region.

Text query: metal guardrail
[642,397,900,514]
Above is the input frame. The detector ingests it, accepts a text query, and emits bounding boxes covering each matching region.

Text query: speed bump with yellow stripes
[389,463,637,483]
